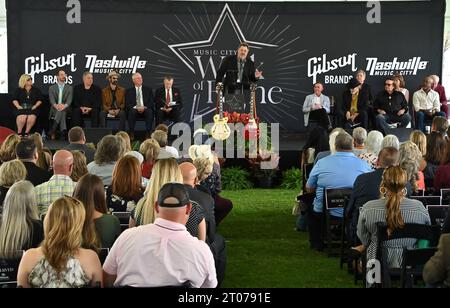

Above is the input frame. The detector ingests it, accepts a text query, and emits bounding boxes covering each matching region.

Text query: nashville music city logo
[365,57,428,76]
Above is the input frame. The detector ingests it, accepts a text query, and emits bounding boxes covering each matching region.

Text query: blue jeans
[416,111,446,132]
[376,113,411,133]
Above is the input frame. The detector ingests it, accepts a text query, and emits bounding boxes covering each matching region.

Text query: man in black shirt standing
[374,77,410,133]
[72,71,101,128]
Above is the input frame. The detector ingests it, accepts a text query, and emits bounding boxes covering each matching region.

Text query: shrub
[221,167,253,190]
[280,168,302,190]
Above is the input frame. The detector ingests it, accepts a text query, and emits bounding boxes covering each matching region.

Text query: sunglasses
[27,78,32,81]
[385,83,394,86]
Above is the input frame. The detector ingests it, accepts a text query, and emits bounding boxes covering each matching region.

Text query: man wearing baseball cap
[103,183,217,288]
[100,70,127,131]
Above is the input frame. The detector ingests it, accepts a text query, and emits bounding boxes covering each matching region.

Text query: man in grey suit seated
[48,69,73,140]
[302,82,332,130]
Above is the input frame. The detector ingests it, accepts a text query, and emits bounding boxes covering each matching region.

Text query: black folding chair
[400,247,437,288]
[98,248,110,265]
[410,195,441,207]
[440,189,450,206]
[112,212,131,233]
[376,223,439,288]
[0,251,24,288]
[427,205,449,231]
[323,188,352,260]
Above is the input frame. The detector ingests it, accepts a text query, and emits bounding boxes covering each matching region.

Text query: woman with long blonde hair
[17,196,102,288]
[130,158,182,226]
[31,133,52,172]
[0,159,27,207]
[357,166,430,273]
[0,134,21,163]
[0,181,43,259]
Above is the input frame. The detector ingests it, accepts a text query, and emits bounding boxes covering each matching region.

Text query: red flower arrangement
[223,111,260,140]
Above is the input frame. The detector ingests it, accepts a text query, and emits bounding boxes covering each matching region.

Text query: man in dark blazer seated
[15,138,51,186]
[215,42,262,112]
[126,72,154,140]
[154,76,183,126]
[341,77,370,129]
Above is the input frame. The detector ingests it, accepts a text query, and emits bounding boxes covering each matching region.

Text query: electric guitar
[247,83,258,130]
[211,83,231,140]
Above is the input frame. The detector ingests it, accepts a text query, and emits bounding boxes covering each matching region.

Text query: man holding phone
[413,76,446,133]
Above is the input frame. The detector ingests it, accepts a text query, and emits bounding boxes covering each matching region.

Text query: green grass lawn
[218,189,359,288]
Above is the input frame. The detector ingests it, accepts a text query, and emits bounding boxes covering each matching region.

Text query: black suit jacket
[185,185,216,244]
[215,55,257,92]
[22,161,51,186]
[154,87,182,111]
[342,85,372,113]
[125,86,154,111]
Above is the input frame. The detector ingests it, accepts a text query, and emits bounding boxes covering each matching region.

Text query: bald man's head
[53,150,74,176]
[179,162,197,187]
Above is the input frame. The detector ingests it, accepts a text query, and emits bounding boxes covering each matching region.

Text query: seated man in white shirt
[103,183,217,288]
[413,76,446,133]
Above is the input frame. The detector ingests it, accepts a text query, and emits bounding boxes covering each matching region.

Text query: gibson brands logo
[307,53,357,84]
[25,53,77,80]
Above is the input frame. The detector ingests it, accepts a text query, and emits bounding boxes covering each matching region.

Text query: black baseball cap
[157,183,191,208]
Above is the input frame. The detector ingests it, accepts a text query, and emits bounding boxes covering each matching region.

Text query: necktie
[136,87,142,107]
[166,89,171,107]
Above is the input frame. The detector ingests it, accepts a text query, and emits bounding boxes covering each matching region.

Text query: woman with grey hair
[87,135,122,186]
[381,134,400,150]
[353,127,367,156]
[399,141,425,192]
[0,180,44,259]
[358,130,384,169]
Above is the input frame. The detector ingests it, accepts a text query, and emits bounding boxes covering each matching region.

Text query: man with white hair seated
[352,127,367,156]
[314,128,345,164]
[381,134,400,150]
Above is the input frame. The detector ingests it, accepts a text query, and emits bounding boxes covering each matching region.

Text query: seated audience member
[305,133,372,251]
[434,139,450,192]
[347,147,400,247]
[103,183,217,288]
[106,156,144,213]
[431,116,449,137]
[0,159,27,208]
[423,132,446,187]
[191,145,233,226]
[48,70,73,140]
[124,151,148,187]
[87,135,121,186]
[301,126,329,165]
[413,76,446,133]
[155,123,169,133]
[0,181,43,258]
[131,158,183,227]
[64,127,96,163]
[393,72,410,102]
[352,127,367,156]
[152,129,179,159]
[72,72,101,128]
[399,141,425,193]
[302,82,331,130]
[73,174,121,250]
[70,150,88,182]
[100,71,126,131]
[430,74,448,117]
[35,150,75,215]
[314,128,345,164]
[342,78,369,129]
[12,74,43,137]
[0,134,21,164]
[15,138,51,186]
[358,130,383,169]
[139,138,160,179]
[423,234,450,287]
[357,167,430,273]
[410,130,427,172]
[17,196,103,288]
[180,162,215,242]
[154,76,183,126]
[31,133,52,172]
[381,134,400,151]
[374,77,410,133]
[116,131,132,153]
[125,73,154,140]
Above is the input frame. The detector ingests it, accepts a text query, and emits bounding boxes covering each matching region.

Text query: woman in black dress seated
[12,74,43,137]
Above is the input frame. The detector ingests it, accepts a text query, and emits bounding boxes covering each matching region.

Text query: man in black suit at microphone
[215,42,263,112]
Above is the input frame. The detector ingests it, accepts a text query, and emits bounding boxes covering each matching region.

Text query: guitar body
[211,114,231,140]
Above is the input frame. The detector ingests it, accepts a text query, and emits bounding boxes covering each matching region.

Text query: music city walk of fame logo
[146,3,308,126]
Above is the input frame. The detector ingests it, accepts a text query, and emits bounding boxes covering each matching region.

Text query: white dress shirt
[135,86,143,107]
[413,88,440,112]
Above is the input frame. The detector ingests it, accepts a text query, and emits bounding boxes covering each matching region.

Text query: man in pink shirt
[103,183,217,288]
[431,75,448,117]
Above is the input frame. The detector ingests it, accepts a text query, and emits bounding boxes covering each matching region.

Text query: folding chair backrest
[325,188,353,210]
[441,189,450,206]
[0,251,24,288]
[112,212,131,232]
[401,247,437,288]
[410,196,441,207]
[412,189,425,197]
[427,205,449,228]
[376,223,436,245]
